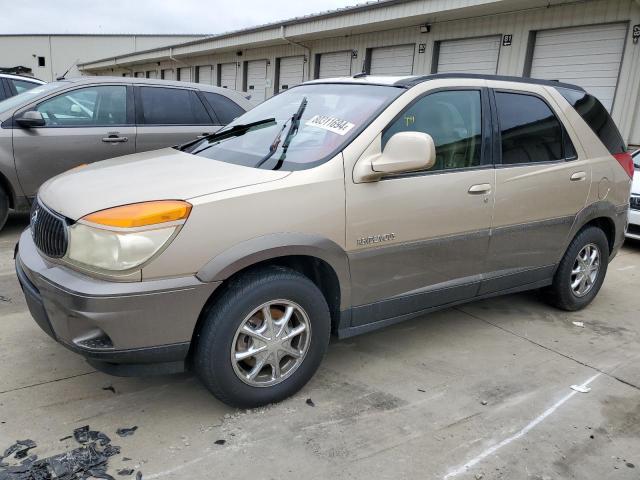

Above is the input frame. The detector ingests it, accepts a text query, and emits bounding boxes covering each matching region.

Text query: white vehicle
[627,149,640,240]
[0,73,44,101]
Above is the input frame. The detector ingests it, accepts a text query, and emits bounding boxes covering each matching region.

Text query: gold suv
[16,74,634,407]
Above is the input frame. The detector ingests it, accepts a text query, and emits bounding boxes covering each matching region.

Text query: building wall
[0,35,204,81]
[86,0,640,143]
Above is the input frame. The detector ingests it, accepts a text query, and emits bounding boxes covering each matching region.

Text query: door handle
[570,171,586,181]
[468,183,492,195]
[102,135,128,143]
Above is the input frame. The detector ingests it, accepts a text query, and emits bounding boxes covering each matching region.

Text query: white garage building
[79,0,640,144]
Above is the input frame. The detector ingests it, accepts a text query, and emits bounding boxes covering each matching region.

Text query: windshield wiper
[254,97,307,169]
[178,118,276,152]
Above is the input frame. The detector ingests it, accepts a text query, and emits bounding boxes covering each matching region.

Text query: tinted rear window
[139,87,211,125]
[557,87,626,154]
[202,92,245,124]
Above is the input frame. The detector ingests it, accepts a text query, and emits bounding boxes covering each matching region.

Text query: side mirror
[16,111,45,128]
[371,131,436,175]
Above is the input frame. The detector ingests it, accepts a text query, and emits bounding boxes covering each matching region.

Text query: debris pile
[0,425,142,480]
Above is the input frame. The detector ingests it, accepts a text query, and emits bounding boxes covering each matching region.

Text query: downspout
[280,25,312,81]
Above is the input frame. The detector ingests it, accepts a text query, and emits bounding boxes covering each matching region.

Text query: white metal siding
[178,67,193,82]
[437,36,501,74]
[161,69,175,80]
[278,56,304,92]
[220,63,237,90]
[197,65,213,84]
[247,59,268,103]
[369,44,415,75]
[531,23,627,111]
[318,51,352,78]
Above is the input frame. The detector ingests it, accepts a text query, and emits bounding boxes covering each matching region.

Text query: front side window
[0,81,64,116]
[184,83,402,171]
[495,92,563,165]
[139,87,211,125]
[35,85,127,127]
[382,90,483,171]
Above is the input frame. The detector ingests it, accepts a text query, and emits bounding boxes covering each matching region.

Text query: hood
[38,148,290,220]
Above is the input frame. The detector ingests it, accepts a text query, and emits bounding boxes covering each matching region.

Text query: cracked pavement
[1,212,639,479]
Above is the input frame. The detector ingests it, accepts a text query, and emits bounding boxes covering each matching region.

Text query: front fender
[196,233,351,310]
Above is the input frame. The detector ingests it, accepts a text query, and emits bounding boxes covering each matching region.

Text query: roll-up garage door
[369,44,415,76]
[146,71,158,79]
[197,65,213,85]
[530,23,627,111]
[278,56,304,92]
[134,72,145,78]
[318,51,352,78]
[436,36,501,75]
[161,69,175,80]
[219,63,237,90]
[178,67,192,82]
[246,59,268,104]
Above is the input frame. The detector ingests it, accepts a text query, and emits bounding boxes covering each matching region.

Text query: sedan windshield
[0,81,64,115]
[183,83,403,170]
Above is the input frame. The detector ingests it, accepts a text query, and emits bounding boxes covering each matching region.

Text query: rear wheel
[0,186,9,232]
[195,266,331,408]
[544,226,609,311]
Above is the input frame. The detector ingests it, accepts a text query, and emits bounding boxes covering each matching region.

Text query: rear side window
[495,92,563,165]
[202,92,245,124]
[556,87,626,154]
[139,87,211,125]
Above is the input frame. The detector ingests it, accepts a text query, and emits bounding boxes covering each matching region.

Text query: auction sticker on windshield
[305,115,355,136]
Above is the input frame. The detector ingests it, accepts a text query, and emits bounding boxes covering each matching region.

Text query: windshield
[0,82,65,115]
[184,83,403,170]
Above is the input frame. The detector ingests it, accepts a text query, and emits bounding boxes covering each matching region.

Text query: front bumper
[626,208,640,240]
[15,229,220,374]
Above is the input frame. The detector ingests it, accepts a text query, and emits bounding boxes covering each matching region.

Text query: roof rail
[396,73,585,92]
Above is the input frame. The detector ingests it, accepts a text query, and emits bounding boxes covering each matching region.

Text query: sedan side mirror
[16,111,45,128]
[371,131,436,175]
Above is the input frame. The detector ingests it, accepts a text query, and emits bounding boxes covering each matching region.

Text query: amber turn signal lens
[83,200,192,228]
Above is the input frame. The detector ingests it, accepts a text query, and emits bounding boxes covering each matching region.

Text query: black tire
[0,186,9,232]
[194,266,331,408]
[544,226,609,311]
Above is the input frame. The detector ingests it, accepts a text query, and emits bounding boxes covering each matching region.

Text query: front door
[480,89,591,294]
[134,85,221,152]
[13,84,135,198]
[347,88,495,327]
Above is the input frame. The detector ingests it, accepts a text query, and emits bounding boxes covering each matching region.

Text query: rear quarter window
[202,92,245,124]
[556,87,626,154]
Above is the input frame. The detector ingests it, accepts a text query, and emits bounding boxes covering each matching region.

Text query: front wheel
[543,226,609,311]
[194,267,331,408]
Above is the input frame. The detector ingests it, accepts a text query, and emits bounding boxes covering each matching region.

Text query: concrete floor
[1,212,639,479]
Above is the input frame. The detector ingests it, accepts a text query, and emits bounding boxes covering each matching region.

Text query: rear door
[135,85,219,151]
[481,87,590,294]
[13,84,135,198]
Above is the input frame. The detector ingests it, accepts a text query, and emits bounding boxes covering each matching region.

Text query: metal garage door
[146,71,158,79]
[369,44,415,76]
[278,56,304,92]
[246,59,268,104]
[178,67,192,82]
[197,65,213,84]
[318,51,352,78]
[161,69,175,80]
[530,23,627,111]
[219,63,237,90]
[436,36,501,75]
[134,72,145,78]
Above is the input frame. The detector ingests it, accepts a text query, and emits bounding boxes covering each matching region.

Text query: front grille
[630,195,640,211]
[30,200,68,258]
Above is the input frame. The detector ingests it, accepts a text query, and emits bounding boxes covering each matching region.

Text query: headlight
[67,200,191,272]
